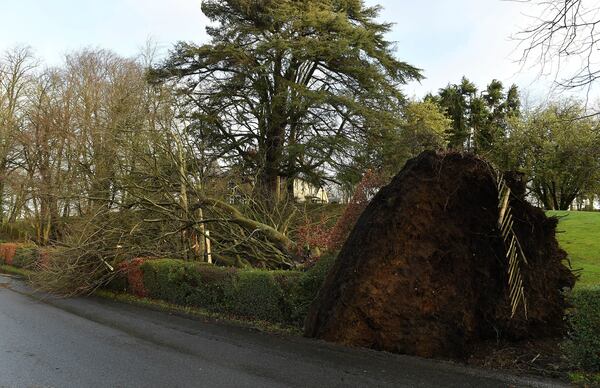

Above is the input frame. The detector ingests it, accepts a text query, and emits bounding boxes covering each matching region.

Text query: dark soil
[305,151,575,358]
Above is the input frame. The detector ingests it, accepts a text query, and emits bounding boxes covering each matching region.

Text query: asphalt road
[0,274,565,388]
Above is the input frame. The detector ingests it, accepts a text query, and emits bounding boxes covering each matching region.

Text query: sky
[0,0,591,102]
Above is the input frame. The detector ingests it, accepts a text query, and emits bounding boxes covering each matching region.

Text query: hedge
[0,243,47,270]
[105,256,336,327]
[140,259,237,312]
[563,286,600,372]
[0,243,18,265]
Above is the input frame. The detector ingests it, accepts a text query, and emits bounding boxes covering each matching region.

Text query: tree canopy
[429,77,520,153]
[150,0,422,199]
[501,101,600,210]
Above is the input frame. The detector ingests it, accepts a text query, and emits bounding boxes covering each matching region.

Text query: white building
[293,179,328,203]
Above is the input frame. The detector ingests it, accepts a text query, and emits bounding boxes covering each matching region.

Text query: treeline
[0,47,192,246]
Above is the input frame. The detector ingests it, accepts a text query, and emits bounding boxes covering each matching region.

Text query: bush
[230,270,301,322]
[563,286,600,372]
[121,258,150,297]
[0,243,18,265]
[141,259,237,313]
[12,246,39,269]
[137,257,335,326]
[288,255,336,324]
[185,264,238,312]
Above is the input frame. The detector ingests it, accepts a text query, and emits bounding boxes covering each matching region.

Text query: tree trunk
[0,180,5,225]
[258,126,285,202]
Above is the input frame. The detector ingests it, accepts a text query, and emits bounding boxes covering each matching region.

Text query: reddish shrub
[0,243,18,265]
[295,216,332,262]
[119,258,149,297]
[327,170,386,251]
[38,249,51,269]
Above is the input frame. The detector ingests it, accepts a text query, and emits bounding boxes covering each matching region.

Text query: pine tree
[435,77,520,153]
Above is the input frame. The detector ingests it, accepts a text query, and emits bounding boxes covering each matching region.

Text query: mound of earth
[305,151,575,358]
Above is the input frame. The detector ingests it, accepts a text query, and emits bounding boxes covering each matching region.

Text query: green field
[547,210,600,288]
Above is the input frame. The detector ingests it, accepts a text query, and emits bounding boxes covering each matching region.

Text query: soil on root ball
[304,151,575,359]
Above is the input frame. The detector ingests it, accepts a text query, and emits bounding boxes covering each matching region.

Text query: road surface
[0,274,564,388]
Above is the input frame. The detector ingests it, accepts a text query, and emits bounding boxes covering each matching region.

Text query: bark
[258,127,285,202]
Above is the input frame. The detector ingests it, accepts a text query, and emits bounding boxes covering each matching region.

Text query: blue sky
[0,0,582,101]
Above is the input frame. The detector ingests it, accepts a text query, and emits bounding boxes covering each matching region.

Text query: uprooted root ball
[305,151,575,358]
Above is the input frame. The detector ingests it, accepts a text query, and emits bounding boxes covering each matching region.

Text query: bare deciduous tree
[0,46,36,223]
[517,0,600,94]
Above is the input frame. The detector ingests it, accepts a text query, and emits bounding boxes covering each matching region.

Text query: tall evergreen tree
[432,77,476,149]
[150,0,422,200]
[433,77,520,153]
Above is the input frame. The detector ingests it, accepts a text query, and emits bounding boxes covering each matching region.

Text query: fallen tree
[305,151,575,358]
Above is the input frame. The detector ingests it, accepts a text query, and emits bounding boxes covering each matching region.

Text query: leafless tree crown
[517,0,600,93]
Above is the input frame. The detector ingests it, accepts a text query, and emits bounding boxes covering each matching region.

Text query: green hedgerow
[141,259,237,313]
[140,260,301,323]
[134,256,336,327]
[185,264,238,312]
[563,286,600,372]
[228,270,300,323]
[288,255,336,324]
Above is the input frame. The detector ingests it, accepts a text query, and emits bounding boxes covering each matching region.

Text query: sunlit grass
[547,210,600,288]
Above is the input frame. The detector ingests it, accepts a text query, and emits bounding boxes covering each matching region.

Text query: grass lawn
[547,210,600,288]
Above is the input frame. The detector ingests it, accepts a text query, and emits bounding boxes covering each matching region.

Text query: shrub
[0,243,18,265]
[288,255,336,324]
[294,216,332,260]
[121,258,150,297]
[563,286,600,372]
[273,270,304,322]
[185,264,238,312]
[140,259,189,301]
[141,259,237,313]
[327,170,386,251]
[106,254,337,327]
[12,246,40,269]
[137,258,333,326]
[229,270,302,322]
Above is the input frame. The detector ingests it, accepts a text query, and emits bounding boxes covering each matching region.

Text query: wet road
[0,274,564,387]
